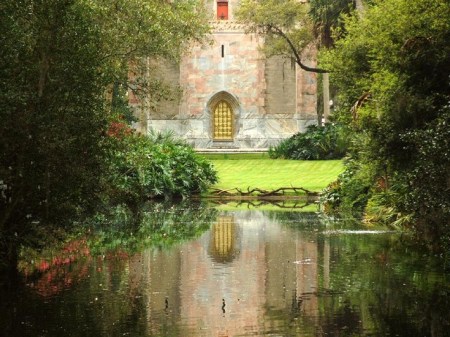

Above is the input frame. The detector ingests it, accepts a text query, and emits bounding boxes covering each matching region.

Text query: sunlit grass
[202,154,344,193]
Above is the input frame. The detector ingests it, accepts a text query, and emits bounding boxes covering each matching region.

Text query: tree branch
[267,24,329,73]
[209,186,319,197]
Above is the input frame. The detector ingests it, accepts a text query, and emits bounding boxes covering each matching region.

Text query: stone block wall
[132,1,318,150]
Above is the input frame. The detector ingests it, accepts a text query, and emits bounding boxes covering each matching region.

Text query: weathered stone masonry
[132,0,317,150]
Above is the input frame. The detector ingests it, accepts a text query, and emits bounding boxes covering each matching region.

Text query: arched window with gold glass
[213,100,233,141]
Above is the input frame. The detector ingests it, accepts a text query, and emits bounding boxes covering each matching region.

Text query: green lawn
[203,154,344,192]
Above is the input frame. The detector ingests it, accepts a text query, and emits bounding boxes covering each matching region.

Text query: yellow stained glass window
[213,101,233,140]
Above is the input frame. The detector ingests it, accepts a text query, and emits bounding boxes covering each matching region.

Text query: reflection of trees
[314,235,450,336]
[366,247,450,337]
[89,200,218,254]
[261,225,450,337]
[17,201,217,296]
[20,239,92,297]
[3,207,449,336]
[374,287,450,337]
[3,201,217,336]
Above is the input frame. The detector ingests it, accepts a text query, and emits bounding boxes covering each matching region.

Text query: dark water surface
[1,205,449,336]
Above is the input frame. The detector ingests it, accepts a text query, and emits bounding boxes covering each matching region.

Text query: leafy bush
[106,130,218,202]
[320,157,372,216]
[322,110,450,245]
[269,123,348,160]
[393,109,450,245]
[318,0,450,249]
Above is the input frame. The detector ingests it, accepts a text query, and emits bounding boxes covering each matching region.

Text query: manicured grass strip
[208,158,343,192]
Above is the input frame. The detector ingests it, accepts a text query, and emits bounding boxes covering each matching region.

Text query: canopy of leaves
[0,0,210,274]
[320,0,450,247]
[88,0,210,84]
[236,0,326,72]
[1,0,109,270]
[309,0,355,47]
[321,0,450,125]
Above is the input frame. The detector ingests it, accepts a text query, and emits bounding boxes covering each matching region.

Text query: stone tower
[132,0,318,150]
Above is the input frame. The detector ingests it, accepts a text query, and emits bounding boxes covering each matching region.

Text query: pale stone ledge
[209,20,248,33]
[196,148,268,153]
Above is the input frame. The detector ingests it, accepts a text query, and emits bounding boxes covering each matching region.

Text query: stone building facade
[132,0,318,150]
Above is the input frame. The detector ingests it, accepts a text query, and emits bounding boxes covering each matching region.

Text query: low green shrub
[320,157,374,216]
[106,130,217,202]
[268,123,348,160]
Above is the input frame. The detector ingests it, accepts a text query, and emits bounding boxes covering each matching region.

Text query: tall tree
[91,0,210,113]
[0,0,108,277]
[308,0,358,121]
[0,0,210,277]
[309,0,355,48]
[320,0,450,246]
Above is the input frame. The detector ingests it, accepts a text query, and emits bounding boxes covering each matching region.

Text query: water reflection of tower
[263,216,321,324]
[132,210,328,335]
[209,216,240,264]
[179,212,266,336]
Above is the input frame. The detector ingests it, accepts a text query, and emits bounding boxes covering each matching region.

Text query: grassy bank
[202,153,344,193]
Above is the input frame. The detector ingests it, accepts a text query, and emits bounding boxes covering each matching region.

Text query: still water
[1,203,449,336]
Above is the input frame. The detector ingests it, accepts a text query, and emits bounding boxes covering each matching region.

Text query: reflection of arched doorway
[209,216,239,263]
[213,100,233,141]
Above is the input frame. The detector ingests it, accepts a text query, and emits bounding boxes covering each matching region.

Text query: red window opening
[217,2,228,20]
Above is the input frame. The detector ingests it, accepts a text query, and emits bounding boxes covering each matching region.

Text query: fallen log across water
[207,198,316,210]
[208,186,319,200]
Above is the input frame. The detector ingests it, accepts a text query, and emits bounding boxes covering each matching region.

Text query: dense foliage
[15,201,217,298]
[309,0,356,47]
[236,0,326,73]
[320,0,450,248]
[1,0,109,275]
[269,124,348,160]
[106,130,217,202]
[0,0,211,276]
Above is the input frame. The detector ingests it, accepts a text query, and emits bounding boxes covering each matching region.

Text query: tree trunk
[355,0,365,15]
[0,240,19,286]
[322,73,330,125]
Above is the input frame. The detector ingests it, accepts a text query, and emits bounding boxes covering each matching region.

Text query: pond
[1,202,449,336]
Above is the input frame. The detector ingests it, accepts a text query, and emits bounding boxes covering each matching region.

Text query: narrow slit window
[221,44,224,58]
[217,1,228,20]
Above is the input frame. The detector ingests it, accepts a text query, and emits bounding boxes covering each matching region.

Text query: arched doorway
[213,100,233,141]
[207,91,240,143]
